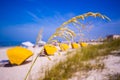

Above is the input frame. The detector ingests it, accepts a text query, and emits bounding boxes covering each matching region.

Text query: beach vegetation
[43,39,120,80]
[108,73,120,80]
[25,12,111,80]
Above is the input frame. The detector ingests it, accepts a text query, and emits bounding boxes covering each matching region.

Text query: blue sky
[0,0,120,42]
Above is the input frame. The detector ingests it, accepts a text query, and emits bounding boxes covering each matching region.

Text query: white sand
[69,53,120,80]
[1,46,120,80]
[0,46,69,80]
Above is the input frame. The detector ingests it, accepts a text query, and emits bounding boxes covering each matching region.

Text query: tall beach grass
[42,39,120,80]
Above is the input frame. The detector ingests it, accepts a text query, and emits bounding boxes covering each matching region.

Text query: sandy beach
[0,46,120,80]
[0,46,69,80]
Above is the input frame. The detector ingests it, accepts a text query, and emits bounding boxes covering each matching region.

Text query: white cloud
[102,19,120,27]
[4,12,119,41]
[26,11,42,23]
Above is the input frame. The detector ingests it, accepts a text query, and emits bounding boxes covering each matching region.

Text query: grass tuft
[108,73,120,80]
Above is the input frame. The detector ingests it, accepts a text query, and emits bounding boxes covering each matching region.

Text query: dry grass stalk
[25,12,111,80]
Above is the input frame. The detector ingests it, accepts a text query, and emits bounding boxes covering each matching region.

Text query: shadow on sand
[0,60,32,67]
[111,50,120,56]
